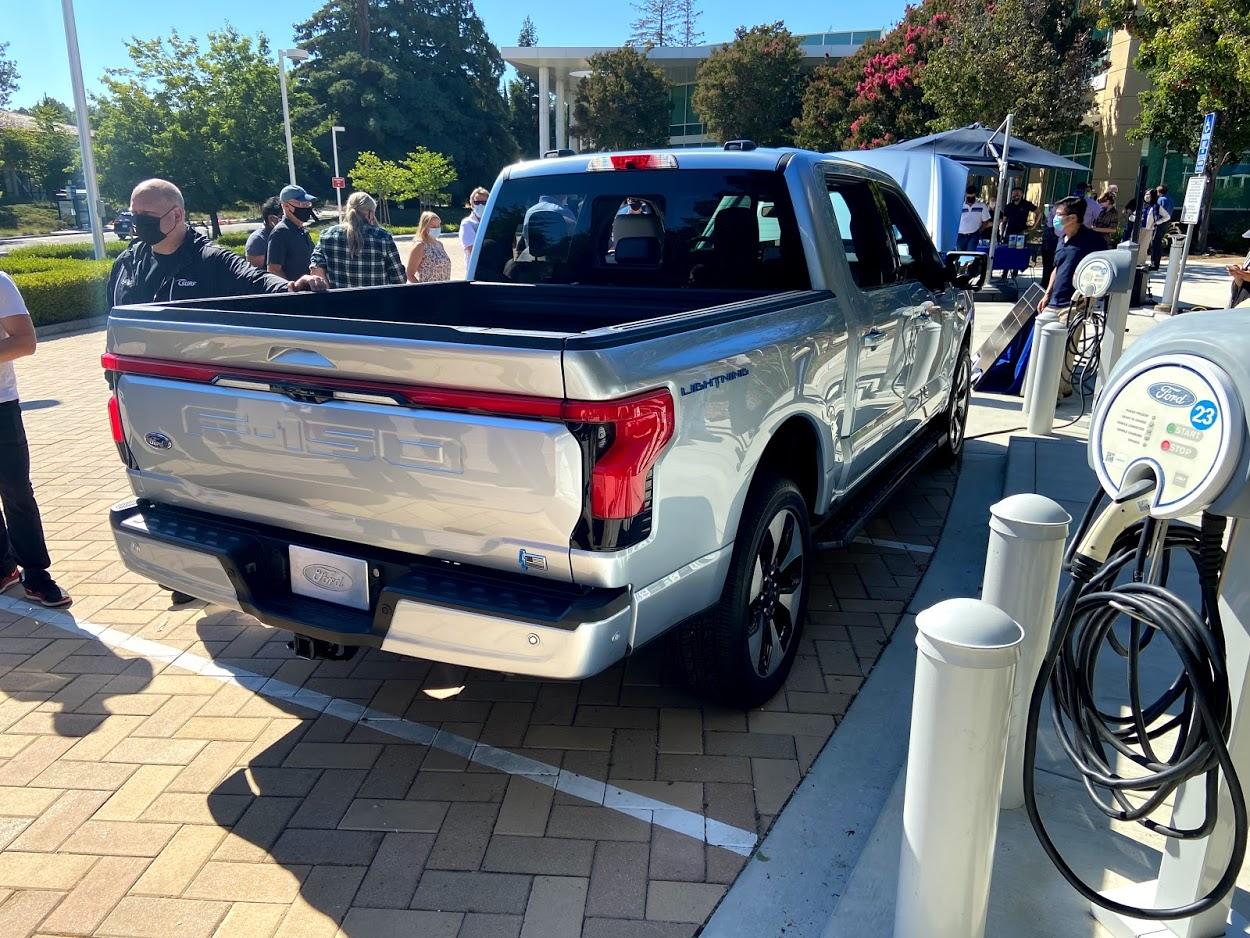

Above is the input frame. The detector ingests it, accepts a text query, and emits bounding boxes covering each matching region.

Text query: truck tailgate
[105,315,584,582]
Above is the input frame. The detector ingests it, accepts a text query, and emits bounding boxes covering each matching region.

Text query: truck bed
[117,281,825,350]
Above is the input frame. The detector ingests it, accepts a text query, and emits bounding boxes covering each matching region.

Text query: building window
[669,83,704,139]
[1044,131,1097,204]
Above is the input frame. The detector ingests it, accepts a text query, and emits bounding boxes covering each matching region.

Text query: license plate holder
[289,545,370,611]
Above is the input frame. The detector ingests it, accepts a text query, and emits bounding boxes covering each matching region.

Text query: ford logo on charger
[303,564,352,592]
[1147,383,1197,408]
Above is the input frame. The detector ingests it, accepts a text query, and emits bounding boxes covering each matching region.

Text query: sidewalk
[710,303,1250,937]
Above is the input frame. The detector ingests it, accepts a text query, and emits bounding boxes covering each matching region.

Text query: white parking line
[853,536,936,555]
[0,594,757,855]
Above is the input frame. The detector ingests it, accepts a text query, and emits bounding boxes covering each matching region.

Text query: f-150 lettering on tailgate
[181,406,465,474]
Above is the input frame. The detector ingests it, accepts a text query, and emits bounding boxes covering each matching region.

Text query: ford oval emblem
[144,431,173,450]
[303,563,351,592]
[1147,383,1197,408]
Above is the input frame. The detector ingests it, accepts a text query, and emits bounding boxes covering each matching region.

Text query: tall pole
[279,52,297,185]
[331,125,344,221]
[60,0,105,261]
[986,113,1013,283]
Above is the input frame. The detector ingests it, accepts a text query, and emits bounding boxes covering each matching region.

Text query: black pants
[0,401,52,584]
[1151,227,1167,269]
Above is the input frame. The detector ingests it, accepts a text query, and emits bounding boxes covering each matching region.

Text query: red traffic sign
[331,177,346,189]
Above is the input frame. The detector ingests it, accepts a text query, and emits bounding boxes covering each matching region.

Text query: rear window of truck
[473,169,811,291]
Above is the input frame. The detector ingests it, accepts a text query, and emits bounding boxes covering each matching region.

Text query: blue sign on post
[1194,112,1217,175]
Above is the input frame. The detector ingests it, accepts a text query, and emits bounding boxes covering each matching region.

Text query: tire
[679,475,812,707]
[936,343,972,464]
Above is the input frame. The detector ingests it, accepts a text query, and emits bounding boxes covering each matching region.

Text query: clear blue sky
[5,0,904,110]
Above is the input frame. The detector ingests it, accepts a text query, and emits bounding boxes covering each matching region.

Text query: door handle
[862,329,887,348]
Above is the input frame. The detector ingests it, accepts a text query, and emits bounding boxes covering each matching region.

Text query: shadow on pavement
[0,608,154,738]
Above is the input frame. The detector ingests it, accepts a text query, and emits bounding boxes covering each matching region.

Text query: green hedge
[9,260,113,327]
[3,241,128,261]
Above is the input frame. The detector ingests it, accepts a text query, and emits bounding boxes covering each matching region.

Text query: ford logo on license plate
[303,563,352,592]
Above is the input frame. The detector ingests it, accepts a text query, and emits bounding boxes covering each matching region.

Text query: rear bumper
[109,500,632,680]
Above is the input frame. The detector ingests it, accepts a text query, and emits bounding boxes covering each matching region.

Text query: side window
[826,177,895,290]
[879,187,947,290]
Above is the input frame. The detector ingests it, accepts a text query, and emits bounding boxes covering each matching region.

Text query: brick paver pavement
[0,325,957,937]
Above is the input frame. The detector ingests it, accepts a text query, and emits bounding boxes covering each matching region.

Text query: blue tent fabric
[878,123,1090,172]
[828,150,969,253]
[975,314,1035,395]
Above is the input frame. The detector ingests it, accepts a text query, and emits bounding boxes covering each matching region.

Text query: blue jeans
[956,232,979,252]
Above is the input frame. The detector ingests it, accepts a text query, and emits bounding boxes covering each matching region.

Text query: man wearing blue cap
[267,184,318,281]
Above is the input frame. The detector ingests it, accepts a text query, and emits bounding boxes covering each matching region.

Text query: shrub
[0,255,83,276]
[3,241,128,261]
[215,231,250,248]
[441,222,460,234]
[11,260,113,326]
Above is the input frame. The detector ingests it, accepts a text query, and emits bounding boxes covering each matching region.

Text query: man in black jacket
[108,179,326,307]
[108,179,325,606]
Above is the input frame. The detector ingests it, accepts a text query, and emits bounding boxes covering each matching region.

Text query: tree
[796,4,953,151]
[295,0,517,204]
[919,0,1098,149]
[93,28,325,236]
[0,41,17,109]
[350,147,457,221]
[1093,0,1250,248]
[693,23,804,147]
[629,0,678,47]
[348,151,408,222]
[506,18,544,158]
[677,0,704,47]
[395,147,458,209]
[23,96,74,124]
[27,98,80,195]
[571,47,671,151]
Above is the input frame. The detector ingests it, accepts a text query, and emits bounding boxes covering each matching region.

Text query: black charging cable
[1022,484,1247,920]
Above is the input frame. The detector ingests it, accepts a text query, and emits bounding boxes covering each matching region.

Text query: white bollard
[1021,310,1059,418]
[1026,321,1068,436]
[982,494,1070,809]
[1156,235,1187,312]
[894,598,1023,938]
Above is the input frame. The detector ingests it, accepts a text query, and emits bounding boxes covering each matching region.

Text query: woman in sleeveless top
[406,211,452,282]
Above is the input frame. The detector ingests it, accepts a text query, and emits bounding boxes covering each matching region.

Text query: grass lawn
[0,202,65,238]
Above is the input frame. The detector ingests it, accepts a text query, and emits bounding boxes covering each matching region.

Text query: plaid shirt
[310,223,406,289]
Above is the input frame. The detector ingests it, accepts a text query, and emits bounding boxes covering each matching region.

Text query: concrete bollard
[1025,321,1068,436]
[1021,310,1059,418]
[1156,235,1186,312]
[894,598,1023,938]
[982,494,1070,809]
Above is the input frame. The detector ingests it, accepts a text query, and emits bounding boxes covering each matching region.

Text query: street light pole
[278,48,309,186]
[60,0,106,261]
[331,125,345,221]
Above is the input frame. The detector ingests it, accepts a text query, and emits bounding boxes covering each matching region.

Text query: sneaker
[22,576,72,608]
[169,590,198,606]
[0,567,19,593]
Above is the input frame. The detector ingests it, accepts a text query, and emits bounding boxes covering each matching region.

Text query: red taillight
[107,395,124,445]
[586,153,679,171]
[564,390,674,519]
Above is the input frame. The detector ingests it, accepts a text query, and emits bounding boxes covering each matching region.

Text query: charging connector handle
[1073,477,1157,567]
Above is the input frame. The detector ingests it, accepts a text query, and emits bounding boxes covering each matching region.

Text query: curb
[35,316,107,340]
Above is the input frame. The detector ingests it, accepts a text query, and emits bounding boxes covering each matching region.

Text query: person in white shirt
[459,186,490,265]
[957,185,992,251]
[0,272,71,607]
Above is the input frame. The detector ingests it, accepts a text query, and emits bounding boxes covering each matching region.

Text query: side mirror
[946,251,986,291]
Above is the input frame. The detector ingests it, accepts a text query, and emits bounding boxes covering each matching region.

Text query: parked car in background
[102,145,984,706]
[112,210,134,240]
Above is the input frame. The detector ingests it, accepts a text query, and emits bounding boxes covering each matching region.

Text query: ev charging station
[1074,311,1250,937]
[896,290,1250,935]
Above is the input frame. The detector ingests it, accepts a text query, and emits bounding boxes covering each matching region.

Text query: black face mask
[292,206,314,222]
[133,207,174,245]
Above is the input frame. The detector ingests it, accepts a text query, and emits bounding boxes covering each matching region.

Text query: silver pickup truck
[103,146,983,706]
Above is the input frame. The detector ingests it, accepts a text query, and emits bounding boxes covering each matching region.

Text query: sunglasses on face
[472,200,488,206]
